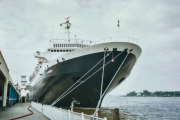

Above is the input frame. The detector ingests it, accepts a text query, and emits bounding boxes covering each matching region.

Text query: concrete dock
[0,102,49,120]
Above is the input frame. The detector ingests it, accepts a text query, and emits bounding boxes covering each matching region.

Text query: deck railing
[95,36,139,45]
[50,39,95,45]
[31,102,107,120]
[50,36,139,46]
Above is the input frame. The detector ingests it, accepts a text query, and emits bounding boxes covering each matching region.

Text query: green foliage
[127,91,137,96]
[127,91,180,97]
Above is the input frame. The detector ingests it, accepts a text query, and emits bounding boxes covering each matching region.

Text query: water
[101,95,180,120]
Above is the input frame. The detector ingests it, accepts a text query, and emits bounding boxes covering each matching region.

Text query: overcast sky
[0,0,180,95]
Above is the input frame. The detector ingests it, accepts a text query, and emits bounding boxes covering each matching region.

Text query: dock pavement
[0,102,49,120]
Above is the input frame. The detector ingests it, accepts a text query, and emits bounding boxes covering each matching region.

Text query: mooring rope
[93,50,130,116]
[51,49,126,106]
[100,50,106,97]
[51,50,113,106]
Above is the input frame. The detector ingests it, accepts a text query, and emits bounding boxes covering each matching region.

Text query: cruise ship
[28,17,142,109]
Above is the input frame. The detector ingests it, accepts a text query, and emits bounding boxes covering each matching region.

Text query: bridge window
[57,50,59,52]
[54,44,55,47]
[51,50,53,52]
[63,50,65,52]
[54,50,56,52]
[60,50,62,52]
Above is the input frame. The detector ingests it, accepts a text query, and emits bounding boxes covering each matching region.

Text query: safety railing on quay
[31,102,107,120]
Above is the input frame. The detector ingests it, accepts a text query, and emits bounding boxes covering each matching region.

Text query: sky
[0,0,180,95]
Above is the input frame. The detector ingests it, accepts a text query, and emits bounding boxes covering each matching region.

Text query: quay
[0,102,49,120]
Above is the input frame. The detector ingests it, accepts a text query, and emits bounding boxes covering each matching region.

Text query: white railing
[31,102,107,120]
[95,36,139,45]
[50,39,95,45]
[49,36,139,49]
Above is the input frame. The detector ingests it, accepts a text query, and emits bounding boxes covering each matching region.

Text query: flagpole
[117,20,120,36]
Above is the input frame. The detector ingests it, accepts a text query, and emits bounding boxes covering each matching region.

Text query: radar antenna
[60,16,72,42]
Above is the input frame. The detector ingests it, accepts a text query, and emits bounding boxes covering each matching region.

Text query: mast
[60,16,72,42]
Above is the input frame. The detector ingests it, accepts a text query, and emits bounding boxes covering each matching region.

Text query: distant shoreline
[126,90,180,97]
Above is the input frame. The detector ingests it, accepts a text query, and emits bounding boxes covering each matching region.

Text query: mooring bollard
[112,108,120,120]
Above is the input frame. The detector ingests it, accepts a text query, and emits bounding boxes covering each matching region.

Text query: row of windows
[53,44,89,48]
[51,49,75,52]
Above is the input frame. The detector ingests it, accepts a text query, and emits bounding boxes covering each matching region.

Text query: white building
[21,76,27,103]
[137,92,141,96]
